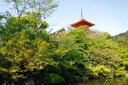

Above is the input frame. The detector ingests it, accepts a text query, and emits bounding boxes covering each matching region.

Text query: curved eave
[70,19,95,27]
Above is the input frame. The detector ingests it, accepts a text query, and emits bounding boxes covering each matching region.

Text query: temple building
[52,9,95,35]
[52,28,66,35]
[70,9,95,32]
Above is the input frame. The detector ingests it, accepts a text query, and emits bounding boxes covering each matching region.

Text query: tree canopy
[0,1,128,85]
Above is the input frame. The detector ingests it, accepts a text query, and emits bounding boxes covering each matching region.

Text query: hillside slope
[114,31,128,41]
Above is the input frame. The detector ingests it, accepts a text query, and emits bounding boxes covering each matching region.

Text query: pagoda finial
[81,8,83,19]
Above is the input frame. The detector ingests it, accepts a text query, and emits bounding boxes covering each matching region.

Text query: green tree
[5,0,58,29]
[49,28,91,80]
[87,32,126,77]
[0,12,49,42]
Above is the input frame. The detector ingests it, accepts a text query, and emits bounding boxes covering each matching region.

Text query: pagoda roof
[70,19,95,28]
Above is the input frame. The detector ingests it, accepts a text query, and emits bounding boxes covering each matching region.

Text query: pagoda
[70,9,95,28]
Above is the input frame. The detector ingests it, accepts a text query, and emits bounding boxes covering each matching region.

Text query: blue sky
[0,0,128,35]
[46,0,128,35]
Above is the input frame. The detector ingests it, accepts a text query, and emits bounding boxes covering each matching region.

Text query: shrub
[115,67,126,77]
[91,65,111,78]
[44,73,65,84]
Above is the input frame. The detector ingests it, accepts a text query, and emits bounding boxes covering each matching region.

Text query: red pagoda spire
[70,9,95,28]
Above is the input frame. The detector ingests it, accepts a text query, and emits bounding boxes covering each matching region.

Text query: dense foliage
[0,1,128,84]
[0,17,128,84]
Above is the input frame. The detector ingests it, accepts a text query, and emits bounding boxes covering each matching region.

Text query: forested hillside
[114,31,128,41]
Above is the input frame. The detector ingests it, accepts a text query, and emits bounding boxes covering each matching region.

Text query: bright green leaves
[0,9,128,84]
[115,67,126,76]
[88,32,117,49]
[49,28,90,80]
[117,41,128,67]
[0,26,53,81]
[86,31,127,77]
[91,65,111,78]
[0,12,49,42]
[26,11,49,29]
[0,0,58,84]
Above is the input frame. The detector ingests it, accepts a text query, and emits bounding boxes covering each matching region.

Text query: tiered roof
[70,8,95,28]
[70,19,95,28]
